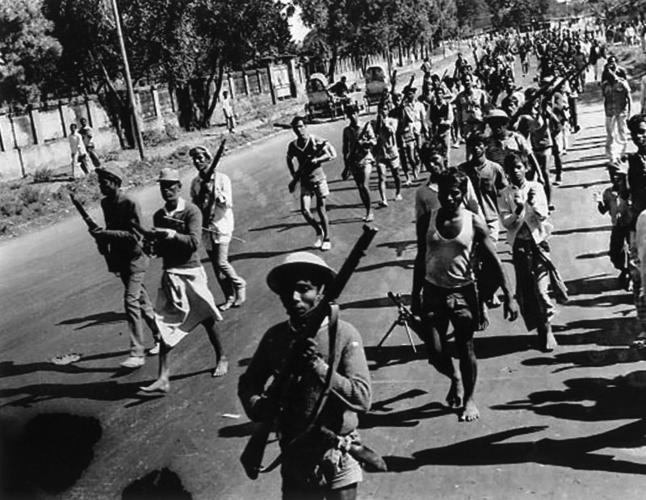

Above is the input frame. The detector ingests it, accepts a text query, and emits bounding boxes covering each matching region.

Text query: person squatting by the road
[189,145,247,311]
[412,167,518,422]
[287,116,337,251]
[91,165,161,369]
[499,152,568,352]
[140,168,227,394]
[342,105,378,221]
[238,252,372,499]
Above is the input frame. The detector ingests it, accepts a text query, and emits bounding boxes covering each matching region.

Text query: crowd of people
[73,18,646,500]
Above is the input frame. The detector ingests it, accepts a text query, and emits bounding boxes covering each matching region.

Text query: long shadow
[57,311,126,329]
[0,369,211,407]
[377,239,416,257]
[385,420,646,475]
[562,161,608,172]
[0,360,118,379]
[360,401,453,429]
[558,179,609,190]
[355,259,414,273]
[491,371,646,422]
[551,224,612,236]
[228,247,311,263]
[523,346,646,371]
[564,274,617,296]
[249,217,360,233]
[365,344,427,370]
[556,316,637,347]
[576,250,608,260]
[565,293,632,308]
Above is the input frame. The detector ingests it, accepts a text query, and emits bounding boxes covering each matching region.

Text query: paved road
[2,81,646,499]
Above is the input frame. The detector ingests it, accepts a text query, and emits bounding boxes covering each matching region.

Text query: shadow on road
[122,468,192,500]
[0,368,212,407]
[57,311,126,330]
[384,419,646,475]
[0,412,102,497]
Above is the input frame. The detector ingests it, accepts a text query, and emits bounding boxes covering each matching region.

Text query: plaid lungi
[155,266,222,347]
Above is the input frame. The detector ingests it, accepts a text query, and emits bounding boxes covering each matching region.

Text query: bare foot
[459,399,479,422]
[445,380,463,409]
[544,332,558,352]
[139,378,170,393]
[212,358,229,377]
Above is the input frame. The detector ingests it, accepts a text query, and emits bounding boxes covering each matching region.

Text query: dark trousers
[120,270,159,357]
[568,96,579,130]
[609,224,630,272]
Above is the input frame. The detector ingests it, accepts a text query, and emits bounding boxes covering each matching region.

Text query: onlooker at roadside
[79,117,101,168]
[221,90,236,133]
[69,123,90,177]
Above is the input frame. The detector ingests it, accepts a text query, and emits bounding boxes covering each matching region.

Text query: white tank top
[425,209,475,289]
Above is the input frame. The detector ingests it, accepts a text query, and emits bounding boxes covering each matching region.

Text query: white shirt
[640,75,646,114]
[499,180,551,246]
[69,132,87,156]
[190,171,234,244]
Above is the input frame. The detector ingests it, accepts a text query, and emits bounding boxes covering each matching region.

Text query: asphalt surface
[2,70,646,499]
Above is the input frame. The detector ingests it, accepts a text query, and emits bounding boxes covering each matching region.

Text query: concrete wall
[0,97,121,180]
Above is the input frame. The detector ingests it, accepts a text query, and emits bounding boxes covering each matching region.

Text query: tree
[456,0,492,33]
[0,0,61,106]
[488,0,551,28]
[43,0,293,131]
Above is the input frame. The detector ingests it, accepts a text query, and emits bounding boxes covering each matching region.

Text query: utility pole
[110,0,145,160]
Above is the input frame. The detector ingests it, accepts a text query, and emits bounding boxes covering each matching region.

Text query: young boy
[596,164,631,289]
[499,152,568,352]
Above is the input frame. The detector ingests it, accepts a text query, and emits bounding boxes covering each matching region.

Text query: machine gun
[240,224,379,480]
[376,292,422,353]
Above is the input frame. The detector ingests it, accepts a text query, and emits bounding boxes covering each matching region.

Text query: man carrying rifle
[602,55,632,162]
[238,252,372,499]
[189,145,246,311]
[140,168,227,393]
[287,116,336,251]
[91,165,160,369]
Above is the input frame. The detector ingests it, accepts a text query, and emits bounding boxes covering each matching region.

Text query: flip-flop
[51,353,82,365]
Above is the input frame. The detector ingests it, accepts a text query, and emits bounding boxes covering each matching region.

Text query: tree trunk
[328,46,338,83]
[203,64,226,128]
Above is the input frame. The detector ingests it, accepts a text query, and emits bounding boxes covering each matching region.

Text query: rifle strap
[261,304,340,474]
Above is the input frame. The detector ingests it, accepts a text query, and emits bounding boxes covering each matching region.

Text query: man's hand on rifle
[89,226,107,241]
[154,228,176,240]
[301,337,327,376]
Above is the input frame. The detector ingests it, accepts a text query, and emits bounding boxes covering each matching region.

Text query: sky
[288,6,310,43]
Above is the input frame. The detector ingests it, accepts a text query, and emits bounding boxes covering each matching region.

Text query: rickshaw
[364,65,390,109]
[305,73,343,121]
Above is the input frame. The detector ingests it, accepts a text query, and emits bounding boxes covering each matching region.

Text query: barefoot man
[140,168,227,393]
[411,168,518,421]
[286,116,337,251]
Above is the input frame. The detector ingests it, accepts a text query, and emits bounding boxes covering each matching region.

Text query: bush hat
[157,168,181,183]
[267,252,337,294]
[95,164,124,184]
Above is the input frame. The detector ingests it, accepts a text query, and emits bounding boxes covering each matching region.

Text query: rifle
[390,69,398,98]
[240,224,379,480]
[509,63,587,125]
[195,138,227,216]
[70,193,114,272]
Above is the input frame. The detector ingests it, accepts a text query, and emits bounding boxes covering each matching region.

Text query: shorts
[421,281,479,331]
[301,178,329,198]
[350,159,374,180]
[377,156,400,172]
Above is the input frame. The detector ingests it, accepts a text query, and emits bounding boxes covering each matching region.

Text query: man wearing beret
[92,165,160,369]
[238,252,371,499]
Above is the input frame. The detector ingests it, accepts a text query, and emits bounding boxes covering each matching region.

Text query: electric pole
[110,0,145,160]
